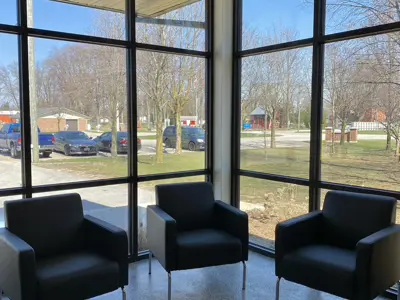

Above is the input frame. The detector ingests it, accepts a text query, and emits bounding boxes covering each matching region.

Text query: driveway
[0,156,155,233]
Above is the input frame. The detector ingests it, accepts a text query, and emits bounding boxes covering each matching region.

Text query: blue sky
[0,0,314,65]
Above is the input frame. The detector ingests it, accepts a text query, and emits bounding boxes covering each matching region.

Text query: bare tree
[0,62,19,109]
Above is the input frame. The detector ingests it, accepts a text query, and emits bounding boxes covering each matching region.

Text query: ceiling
[51,0,200,17]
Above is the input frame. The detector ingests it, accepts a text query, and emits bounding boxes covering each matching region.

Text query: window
[0,33,21,188]
[326,0,400,34]
[30,38,128,186]
[0,0,211,260]
[322,34,400,192]
[30,0,126,39]
[138,176,206,252]
[0,1,17,25]
[241,0,313,50]
[136,0,206,51]
[240,177,308,249]
[137,50,207,175]
[240,47,312,179]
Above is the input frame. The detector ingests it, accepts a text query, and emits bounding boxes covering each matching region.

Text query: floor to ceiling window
[233,0,400,260]
[0,0,212,259]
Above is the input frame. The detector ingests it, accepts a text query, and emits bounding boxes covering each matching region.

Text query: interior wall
[213,0,233,203]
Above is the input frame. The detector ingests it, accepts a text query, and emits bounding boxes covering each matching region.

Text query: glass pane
[30,38,128,186]
[0,33,21,188]
[322,34,400,192]
[326,0,400,34]
[240,177,309,249]
[240,47,312,179]
[0,1,17,25]
[138,176,206,252]
[137,50,206,175]
[0,195,23,228]
[30,0,126,39]
[136,0,206,51]
[242,0,313,50]
[35,185,128,234]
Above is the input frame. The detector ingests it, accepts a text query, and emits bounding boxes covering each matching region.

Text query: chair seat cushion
[36,251,119,300]
[278,245,356,299]
[176,229,242,270]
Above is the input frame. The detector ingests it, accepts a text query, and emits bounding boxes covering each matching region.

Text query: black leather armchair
[147,182,248,299]
[275,190,400,300]
[0,193,128,300]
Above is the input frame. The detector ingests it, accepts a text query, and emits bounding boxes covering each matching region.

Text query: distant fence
[351,122,385,131]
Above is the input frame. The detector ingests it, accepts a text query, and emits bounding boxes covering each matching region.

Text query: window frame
[0,0,214,262]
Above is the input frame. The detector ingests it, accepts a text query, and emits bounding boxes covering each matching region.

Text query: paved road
[0,155,155,230]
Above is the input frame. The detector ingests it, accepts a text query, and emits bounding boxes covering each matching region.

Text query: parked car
[163,126,205,151]
[53,131,98,156]
[0,123,54,158]
[93,132,142,153]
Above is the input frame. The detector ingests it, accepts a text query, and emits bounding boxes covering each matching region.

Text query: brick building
[10,108,90,132]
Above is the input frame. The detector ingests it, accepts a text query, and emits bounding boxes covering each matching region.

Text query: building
[9,108,90,132]
[0,111,19,124]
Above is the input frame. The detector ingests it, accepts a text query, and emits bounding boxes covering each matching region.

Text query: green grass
[36,139,400,196]
[38,152,205,178]
[241,133,274,138]
[358,130,386,135]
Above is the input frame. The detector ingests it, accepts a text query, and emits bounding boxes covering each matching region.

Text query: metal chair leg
[148,252,152,275]
[275,277,281,300]
[121,287,126,300]
[242,261,247,290]
[168,272,172,300]
[397,281,400,300]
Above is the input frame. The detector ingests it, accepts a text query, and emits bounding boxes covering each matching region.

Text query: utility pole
[28,0,39,163]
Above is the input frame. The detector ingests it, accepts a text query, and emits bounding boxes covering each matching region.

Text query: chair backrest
[156,182,215,231]
[321,191,397,249]
[5,193,85,258]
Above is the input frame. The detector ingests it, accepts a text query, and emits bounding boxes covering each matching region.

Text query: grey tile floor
[91,251,388,300]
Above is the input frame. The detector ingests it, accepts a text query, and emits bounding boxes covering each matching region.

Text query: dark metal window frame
[0,0,213,262]
[232,1,400,297]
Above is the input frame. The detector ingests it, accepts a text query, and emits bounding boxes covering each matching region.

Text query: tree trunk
[386,126,392,151]
[175,109,182,154]
[340,121,346,145]
[270,110,276,149]
[396,138,400,157]
[147,103,152,131]
[263,113,268,150]
[155,109,164,163]
[297,107,301,133]
[111,115,118,158]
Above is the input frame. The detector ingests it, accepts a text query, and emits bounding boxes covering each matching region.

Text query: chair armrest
[0,228,36,300]
[84,215,128,286]
[356,225,400,299]
[147,205,177,272]
[275,211,322,265]
[214,200,249,261]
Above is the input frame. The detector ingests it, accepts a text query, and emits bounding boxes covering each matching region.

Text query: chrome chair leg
[275,277,281,300]
[242,261,247,290]
[397,281,400,300]
[168,272,172,300]
[121,287,126,300]
[148,252,152,275]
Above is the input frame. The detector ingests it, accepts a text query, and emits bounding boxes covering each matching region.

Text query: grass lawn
[138,135,157,140]
[38,152,205,179]
[36,139,400,244]
[358,130,387,135]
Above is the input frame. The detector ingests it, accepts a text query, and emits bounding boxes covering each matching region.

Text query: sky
[0,0,314,65]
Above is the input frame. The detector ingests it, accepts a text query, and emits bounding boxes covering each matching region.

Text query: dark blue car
[53,131,98,156]
[163,126,205,151]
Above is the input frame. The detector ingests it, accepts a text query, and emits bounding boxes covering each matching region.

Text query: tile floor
[92,251,389,300]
